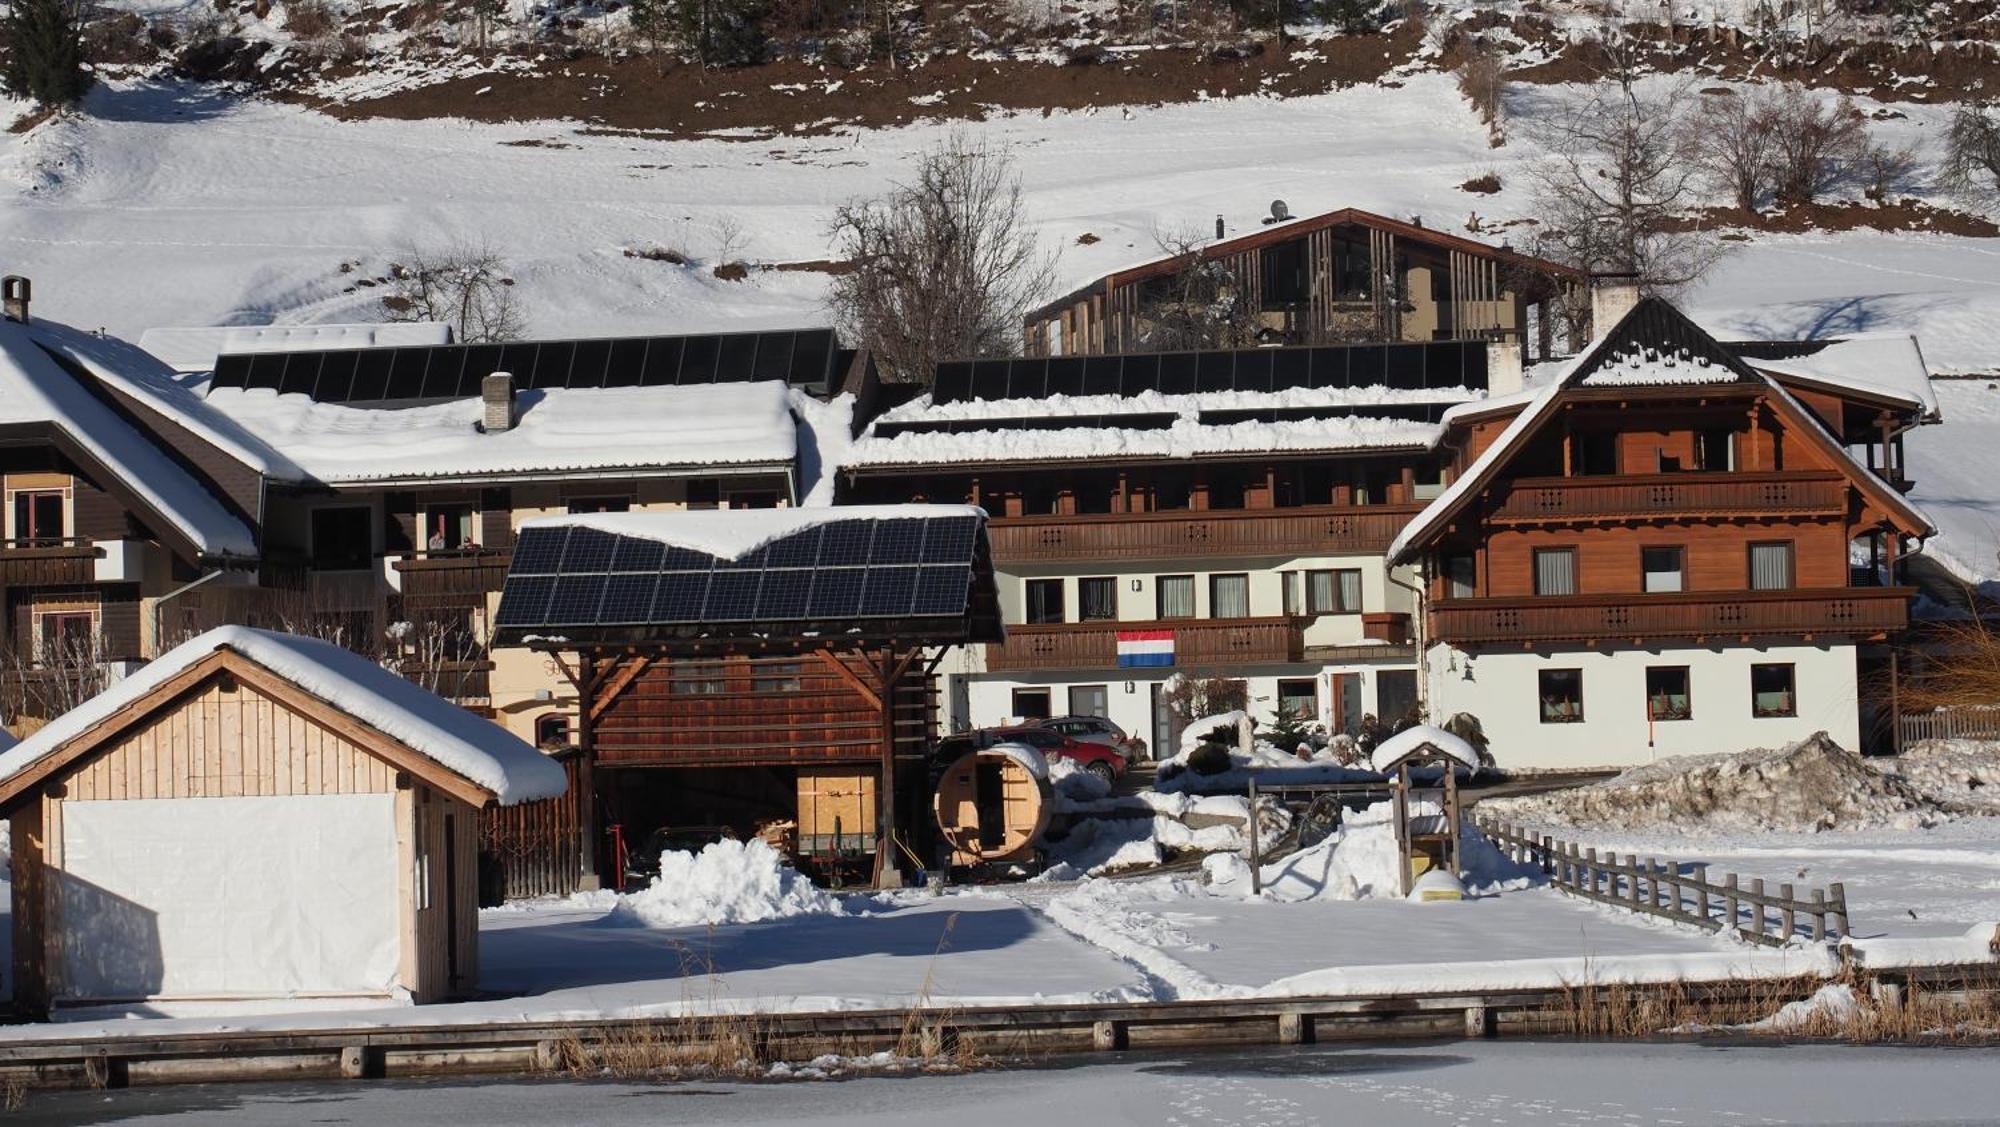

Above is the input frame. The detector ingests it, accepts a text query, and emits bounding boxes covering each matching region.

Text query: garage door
[58,793,400,1001]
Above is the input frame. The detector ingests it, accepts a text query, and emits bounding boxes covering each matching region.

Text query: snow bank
[605,839,844,928]
[1890,740,2000,814]
[1176,711,1250,756]
[1047,754,1109,802]
[1484,732,1943,834]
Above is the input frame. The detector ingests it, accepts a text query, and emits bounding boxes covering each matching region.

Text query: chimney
[1485,338,1524,395]
[481,370,516,432]
[1215,214,1225,240]
[1590,272,1642,336]
[2,276,29,324]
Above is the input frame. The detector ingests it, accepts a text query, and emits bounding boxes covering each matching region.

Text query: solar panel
[495,575,556,627]
[509,527,569,574]
[754,569,813,619]
[764,527,822,568]
[351,349,392,400]
[608,536,666,573]
[860,566,918,616]
[912,565,972,615]
[703,570,762,620]
[717,334,757,382]
[679,336,719,383]
[818,521,875,567]
[661,545,718,572]
[652,571,712,620]
[1045,357,1084,398]
[597,572,659,624]
[546,574,607,624]
[389,347,431,398]
[920,516,977,563]
[807,567,864,618]
[558,527,617,572]
[870,519,926,565]
[278,353,320,396]
[315,350,358,401]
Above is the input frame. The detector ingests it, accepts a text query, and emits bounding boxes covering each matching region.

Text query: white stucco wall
[1426,641,1861,771]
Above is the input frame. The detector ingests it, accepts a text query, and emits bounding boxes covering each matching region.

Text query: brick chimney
[2,276,29,324]
[481,370,515,432]
[1589,272,1642,336]
[1485,338,1524,395]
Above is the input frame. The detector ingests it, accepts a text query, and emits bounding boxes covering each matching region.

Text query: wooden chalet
[490,507,1002,889]
[1023,208,1586,359]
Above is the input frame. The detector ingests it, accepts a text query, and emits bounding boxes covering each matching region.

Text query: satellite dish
[1270,199,1292,222]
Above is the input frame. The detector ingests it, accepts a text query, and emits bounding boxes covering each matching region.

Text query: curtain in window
[1446,556,1476,599]
[1338,570,1363,613]
[1534,549,1576,596]
[1211,574,1249,619]
[1750,543,1793,590]
[1026,580,1064,624]
[1307,571,1334,613]
[1281,572,1303,616]
[1079,578,1117,621]
[1158,576,1195,618]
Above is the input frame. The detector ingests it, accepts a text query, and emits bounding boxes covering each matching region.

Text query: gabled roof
[1738,333,1938,419]
[0,318,258,562]
[1387,297,1935,564]
[0,626,567,809]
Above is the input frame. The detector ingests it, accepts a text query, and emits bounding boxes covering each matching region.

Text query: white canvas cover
[57,794,400,1001]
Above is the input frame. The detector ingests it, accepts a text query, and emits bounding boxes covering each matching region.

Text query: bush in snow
[1186,740,1232,777]
[1440,711,1493,769]
[605,838,844,928]
[383,243,529,343]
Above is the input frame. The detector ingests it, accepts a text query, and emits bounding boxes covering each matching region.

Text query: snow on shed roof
[195,379,798,485]
[522,503,986,562]
[0,319,258,559]
[138,323,453,374]
[1370,723,1481,773]
[0,627,566,805]
[1749,333,1937,416]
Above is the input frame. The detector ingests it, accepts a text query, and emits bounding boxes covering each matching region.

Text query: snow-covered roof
[194,379,798,485]
[0,319,258,560]
[138,322,453,373]
[847,415,1444,467]
[1750,333,1937,417]
[0,627,566,805]
[523,503,985,562]
[876,385,1476,426]
[1577,343,1739,387]
[1905,378,2000,584]
[1370,723,1480,773]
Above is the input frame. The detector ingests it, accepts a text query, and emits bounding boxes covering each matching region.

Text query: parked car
[1037,714,1146,764]
[932,724,1127,784]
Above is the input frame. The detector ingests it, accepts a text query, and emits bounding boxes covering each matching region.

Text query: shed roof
[0,627,567,807]
[1370,723,1480,773]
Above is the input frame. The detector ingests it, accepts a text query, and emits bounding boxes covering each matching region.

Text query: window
[422,503,477,552]
[1697,428,1735,472]
[1079,577,1118,622]
[1288,568,1363,613]
[1412,465,1445,501]
[1749,542,1794,590]
[1210,573,1250,618]
[670,661,728,695]
[534,713,572,748]
[1445,555,1476,599]
[1538,668,1584,723]
[1576,432,1618,476]
[726,491,781,510]
[1752,663,1797,717]
[566,497,630,514]
[1011,688,1051,721]
[1157,575,1195,619]
[752,661,802,693]
[1024,579,1065,624]
[35,610,95,664]
[1276,679,1317,725]
[1641,546,1685,594]
[310,506,373,570]
[1646,666,1691,721]
[1533,548,1577,596]
[684,481,721,510]
[10,489,66,546]
[1068,684,1109,718]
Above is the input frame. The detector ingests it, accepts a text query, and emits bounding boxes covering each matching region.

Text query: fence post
[1780,883,1796,941]
[1628,855,1644,907]
[1829,881,1849,938]
[1750,877,1766,939]
[1689,863,1708,926]
[1724,872,1739,933]
[1666,861,1682,917]
[1539,834,1554,876]
[1811,889,1827,942]
[1248,776,1261,897]
[1585,847,1599,897]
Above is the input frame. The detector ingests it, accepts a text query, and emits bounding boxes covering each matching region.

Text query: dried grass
[1556,968,2000,1045]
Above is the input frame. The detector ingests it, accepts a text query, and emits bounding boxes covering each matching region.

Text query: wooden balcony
[987,504,1425,564]
[1429,586,1914,647]
[985,616,1305,672]
[0,538,100,586]
[393,549,514,610]
[404,659,494,710]
[1489,472,1847,525]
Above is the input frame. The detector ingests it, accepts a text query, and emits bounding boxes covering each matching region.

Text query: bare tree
[1696,88,1778,212]
[1942,102,2000,202]
[1131,227,1260,352]
[0,627,109,729]
[383,243,529,343]
[827,136,1056,384]
[1765,87,1871,205]
[1453,38,1507,147]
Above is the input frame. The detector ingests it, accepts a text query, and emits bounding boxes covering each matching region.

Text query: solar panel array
[495,515,983,633]
[209,329,840,403]
[930,341,1486,404]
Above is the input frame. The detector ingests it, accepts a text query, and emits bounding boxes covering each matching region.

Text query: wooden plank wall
[404,788,483,1003]
[480,752,584,900]
[62,679,399,801]
[1482,521,1851,598]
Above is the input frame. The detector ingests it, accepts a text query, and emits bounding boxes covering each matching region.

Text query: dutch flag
[1116,629,1175,668]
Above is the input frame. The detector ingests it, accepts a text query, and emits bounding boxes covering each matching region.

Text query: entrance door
[1377,669,1417,727]
[1150,682,1180,763]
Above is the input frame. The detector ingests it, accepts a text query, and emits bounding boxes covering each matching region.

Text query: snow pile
[1746,984,1863,1032]
[1048,754,1111,803]
[1369,723,1483,773]
[1483,733,1944,834]
[605,839,845,928]
[767,1050,954,1080]
[1157,711,1377,794]
[1222,802,1537,901]
[1889,740,2000,814]
[1176,711,1250,757]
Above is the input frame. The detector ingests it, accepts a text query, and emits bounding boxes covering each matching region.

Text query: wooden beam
[813,649,882,712]
[587,656,654,722]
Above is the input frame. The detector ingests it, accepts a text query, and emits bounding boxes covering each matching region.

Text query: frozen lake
[16,1039,1999,1125]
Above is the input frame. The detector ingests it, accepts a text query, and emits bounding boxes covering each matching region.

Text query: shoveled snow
[605,839,844,928]
[1369,723,1481,773]
[0,626,566,804]
[521,503,985,562]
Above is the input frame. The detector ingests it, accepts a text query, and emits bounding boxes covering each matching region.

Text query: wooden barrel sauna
[932,745,1053,866]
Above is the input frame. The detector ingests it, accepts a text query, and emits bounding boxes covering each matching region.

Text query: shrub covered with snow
[1484,732,1943,834]
[604,839,845,928]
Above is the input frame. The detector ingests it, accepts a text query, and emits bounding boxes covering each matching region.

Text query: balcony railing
[987,504,1425,564]
[0,537,100,586]
[985,616,1305,672]
[1428,586,1913,647]
[1489,472,1847,524]
[393,548,515,610]
[404,658,495,709]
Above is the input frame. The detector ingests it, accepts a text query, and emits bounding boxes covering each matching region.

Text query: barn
[0,626,567,1017]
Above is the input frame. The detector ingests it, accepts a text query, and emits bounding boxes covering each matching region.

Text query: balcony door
[10,488,66,547]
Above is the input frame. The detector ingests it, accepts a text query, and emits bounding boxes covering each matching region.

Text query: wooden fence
[480,750,585,902]
[1898,706,2000,745]
[1478,819,1849,947]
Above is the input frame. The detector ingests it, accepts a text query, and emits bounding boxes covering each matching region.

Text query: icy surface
[606,840,845,928]
[0,627,566,804]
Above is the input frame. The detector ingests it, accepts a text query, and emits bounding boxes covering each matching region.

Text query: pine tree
[2,0,92,111]
[1265,703,1314,757]
[627,0,672,59]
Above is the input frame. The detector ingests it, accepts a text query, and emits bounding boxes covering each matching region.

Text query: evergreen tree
[1265,703,1314,757]
[627,0,672,57]
[2,0,92,111]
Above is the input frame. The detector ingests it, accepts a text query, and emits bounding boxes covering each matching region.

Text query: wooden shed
[0,626,567,1017]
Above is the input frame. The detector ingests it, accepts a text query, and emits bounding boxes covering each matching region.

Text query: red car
[940,725,1127,784]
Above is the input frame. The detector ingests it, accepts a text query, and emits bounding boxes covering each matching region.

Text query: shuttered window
[1749,542,1794,590]
[1210,573,1250,619]
[1157,575,1195,619]
[1533,548,1577,596]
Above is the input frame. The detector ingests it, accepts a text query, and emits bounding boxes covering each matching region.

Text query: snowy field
[19,1040,2000,1125]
